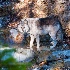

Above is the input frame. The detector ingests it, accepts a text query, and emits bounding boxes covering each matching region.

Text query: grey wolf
[17,15,63,51]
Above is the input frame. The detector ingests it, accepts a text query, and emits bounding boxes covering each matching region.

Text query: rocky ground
[0,42,70,70]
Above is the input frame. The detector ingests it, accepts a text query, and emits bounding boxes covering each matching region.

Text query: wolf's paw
[37,48,40,51]
[30,47,33,51]
[50,46,54,49]
[50,46,55,51]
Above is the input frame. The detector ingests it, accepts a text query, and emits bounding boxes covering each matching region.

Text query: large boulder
[13,48,34,62]
[0,47,34,62]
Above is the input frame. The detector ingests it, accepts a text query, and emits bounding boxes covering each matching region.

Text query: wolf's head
[17,19,30,34]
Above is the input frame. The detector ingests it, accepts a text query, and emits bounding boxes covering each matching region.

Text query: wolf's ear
[24,19,28,24]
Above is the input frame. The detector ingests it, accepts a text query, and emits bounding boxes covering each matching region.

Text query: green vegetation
[0,47,33,70]
[0,42,9,48]
[2,43,9,47]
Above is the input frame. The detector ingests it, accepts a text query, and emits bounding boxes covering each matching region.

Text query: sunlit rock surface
[0,47,34,62]
[13,48,34,62]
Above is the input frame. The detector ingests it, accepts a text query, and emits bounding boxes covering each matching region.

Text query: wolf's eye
[24,27,25,28]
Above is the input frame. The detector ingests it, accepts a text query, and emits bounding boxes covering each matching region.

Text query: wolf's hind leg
[56,29,63,41]
[49,32,57,49]
[50,40,57,49]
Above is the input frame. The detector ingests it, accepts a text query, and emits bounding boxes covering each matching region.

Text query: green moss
[0,62,33,70]
[2,43,9,47]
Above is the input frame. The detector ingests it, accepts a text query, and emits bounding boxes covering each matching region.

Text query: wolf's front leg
[30,35,35,50]
[36,35,40,51]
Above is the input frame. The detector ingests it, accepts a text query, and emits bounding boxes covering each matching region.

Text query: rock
[0,47,12,50]
[0,47,34,62]
[34,50,51,63]
[13,48,34,62]
[47,50,70,61]
[9,29,24,44]
[32,50,70,70]
[32,67,40,70]
[64,58,70,67]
